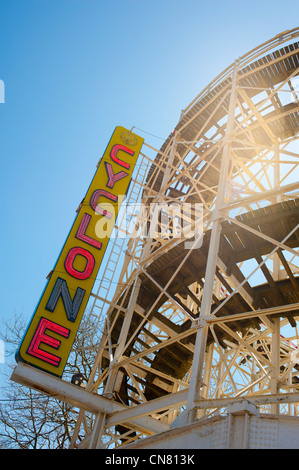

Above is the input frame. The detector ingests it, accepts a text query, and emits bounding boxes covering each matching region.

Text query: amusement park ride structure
[12,28,299,448]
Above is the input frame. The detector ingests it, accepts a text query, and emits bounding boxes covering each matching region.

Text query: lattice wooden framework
[11,28,299,449]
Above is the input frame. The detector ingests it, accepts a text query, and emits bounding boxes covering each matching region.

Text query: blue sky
[0,0,298,368]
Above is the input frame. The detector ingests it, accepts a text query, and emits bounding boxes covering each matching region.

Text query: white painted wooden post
[186,60,240,422]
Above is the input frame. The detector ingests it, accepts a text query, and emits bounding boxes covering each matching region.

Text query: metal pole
[271,141,281,414]
[273,141,281,278]
[185,60,239,422]
[271,317,280,414]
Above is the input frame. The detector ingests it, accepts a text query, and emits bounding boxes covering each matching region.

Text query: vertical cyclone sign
[16,126,144,377]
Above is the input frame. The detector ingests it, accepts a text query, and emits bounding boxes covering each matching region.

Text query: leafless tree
[0,313,99,449]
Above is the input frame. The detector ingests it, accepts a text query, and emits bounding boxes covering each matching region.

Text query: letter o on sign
[65,247,95,280]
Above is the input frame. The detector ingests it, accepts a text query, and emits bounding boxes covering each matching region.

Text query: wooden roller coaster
[11,28,299,449]
[68,28,299,448]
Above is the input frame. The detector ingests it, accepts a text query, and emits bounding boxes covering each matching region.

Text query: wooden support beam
[11,363,169,436]
[194,393,299,410]
[206,302,299,325]
[277,249,299,301]
[106,390,188,428]
[241,229,296,327]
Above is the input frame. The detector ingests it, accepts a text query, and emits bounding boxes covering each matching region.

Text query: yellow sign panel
[16,126,144,376]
